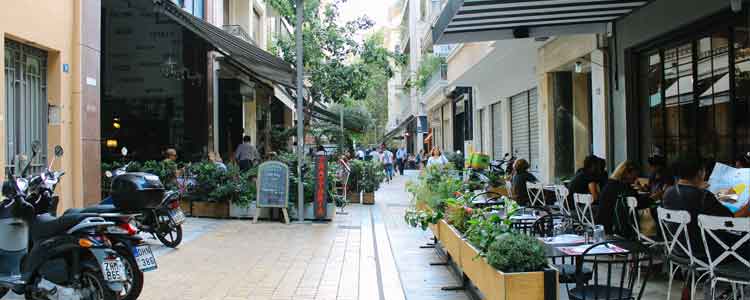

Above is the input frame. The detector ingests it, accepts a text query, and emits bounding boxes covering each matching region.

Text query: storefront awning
[433,0,650,44]
[274,85,296,111]
[153,0,295,88]
[380,116,416,143]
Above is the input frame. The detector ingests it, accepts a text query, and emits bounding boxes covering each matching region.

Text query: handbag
[638,208,658,237]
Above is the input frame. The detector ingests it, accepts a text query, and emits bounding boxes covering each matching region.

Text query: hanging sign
[313,155,329,219]
[256,161,289,208]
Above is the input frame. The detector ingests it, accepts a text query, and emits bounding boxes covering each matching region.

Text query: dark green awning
[154,0,295,88]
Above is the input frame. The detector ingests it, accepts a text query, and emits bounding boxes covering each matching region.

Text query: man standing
[380,146,394,182]
[396,146,407,175]
[235,136,260,171]
[369,148,380,162]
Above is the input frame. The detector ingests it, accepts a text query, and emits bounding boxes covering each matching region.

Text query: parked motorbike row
[0,143,186,300]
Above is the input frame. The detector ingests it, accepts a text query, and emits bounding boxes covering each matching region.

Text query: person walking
[235,136,260,171]
[396,146,407,175]
[380,146,395,182]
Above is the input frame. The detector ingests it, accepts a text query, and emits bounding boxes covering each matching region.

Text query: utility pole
[295,0,305,222]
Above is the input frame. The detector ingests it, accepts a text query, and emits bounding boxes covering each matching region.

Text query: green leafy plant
[415,54,446,90]
[359,160,386,193]
[404,209,444,230]
[486,232,547,273]
[445,152,465,171]
[444,192,475,233]
[464,212,506,253]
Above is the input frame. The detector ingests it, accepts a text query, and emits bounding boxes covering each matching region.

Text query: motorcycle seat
[63,204,118,215]
[31,213,98,241]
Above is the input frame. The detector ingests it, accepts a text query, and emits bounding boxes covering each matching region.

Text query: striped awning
[434,0,650,44]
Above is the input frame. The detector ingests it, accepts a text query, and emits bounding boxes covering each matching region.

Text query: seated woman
[511,159,537,206]
[567,155,603,206]
[663,156,750,258]
[645,155,674,201]
[595,161,640,235]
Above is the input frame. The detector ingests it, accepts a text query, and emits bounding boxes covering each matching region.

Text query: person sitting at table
[511,158,537,206]
[596,160,641,236]
[567,155,603,206]
[663,155,750,259]
[735,152,750,169]
[644,154,674,201]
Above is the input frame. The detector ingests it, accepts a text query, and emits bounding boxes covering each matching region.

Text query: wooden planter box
[362,192,375,205]
[415,202,440,239]
[438,220,463,267]
[190,201,230,218]
[179,199,192,216]
[229,202,272,219]
[303,203,336,220]
[459,239,557,300]
[347,192,361,204]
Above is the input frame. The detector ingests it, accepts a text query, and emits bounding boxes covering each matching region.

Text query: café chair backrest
[656,207,706,268]
[554,185,571,216]
[526,182,546,207]
[697,215,750,283]
[626,197,660,246]
[574,193,595,228]
[572,240,653,300]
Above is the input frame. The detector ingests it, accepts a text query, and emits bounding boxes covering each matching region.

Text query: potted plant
[359,160,385,205]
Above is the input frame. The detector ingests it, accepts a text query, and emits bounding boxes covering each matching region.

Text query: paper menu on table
[707,163,750,213]
[557,244,628,256]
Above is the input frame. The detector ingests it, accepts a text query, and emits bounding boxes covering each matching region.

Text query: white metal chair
[554,185,571,217]
[573,193,595,229]
[657,207,709,300]
[526,182,546,207]
[698,215,750,300]
[626,197,663,247]
[505,180,514,199]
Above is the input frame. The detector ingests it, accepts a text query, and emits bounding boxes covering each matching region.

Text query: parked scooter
[0,142,128,300]
[72,147,184,248]
[27,146,155,300]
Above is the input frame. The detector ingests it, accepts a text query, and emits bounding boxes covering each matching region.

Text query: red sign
[313,155,328,219]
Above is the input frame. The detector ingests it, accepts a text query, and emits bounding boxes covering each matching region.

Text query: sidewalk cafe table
[540,236,630,290]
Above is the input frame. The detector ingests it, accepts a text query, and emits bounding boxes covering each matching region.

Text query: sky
[337,0,398,36]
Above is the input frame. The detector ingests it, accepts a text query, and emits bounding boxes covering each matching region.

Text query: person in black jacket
[596,160,641,235]
[511,159,537,206]
[567,155,603,207]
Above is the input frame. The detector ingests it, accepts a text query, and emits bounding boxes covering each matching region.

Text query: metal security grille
[491,101,503,160]
[4,39,47,174]
[510,88,539,171]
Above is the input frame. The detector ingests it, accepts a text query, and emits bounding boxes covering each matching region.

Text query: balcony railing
[421,64,448,94]
[223,25,256,45]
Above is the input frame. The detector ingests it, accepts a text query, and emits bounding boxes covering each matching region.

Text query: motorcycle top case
[110,172,165,211]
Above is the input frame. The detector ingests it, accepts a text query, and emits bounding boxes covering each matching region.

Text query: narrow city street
[129,173,468,300]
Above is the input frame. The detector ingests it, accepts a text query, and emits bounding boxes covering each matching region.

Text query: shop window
[638,27,741,165]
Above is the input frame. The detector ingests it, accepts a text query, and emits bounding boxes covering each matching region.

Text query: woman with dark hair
[644,155,674,201]
[568,155,603,204]
[511,158,537,206]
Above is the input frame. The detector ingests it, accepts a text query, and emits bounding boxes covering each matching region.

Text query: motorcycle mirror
[121,147,128,157]
[105,170,113,178]
[31,141,41,154]
[54,145,64,157]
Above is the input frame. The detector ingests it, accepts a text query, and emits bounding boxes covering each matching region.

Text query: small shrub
[486,233,547,273]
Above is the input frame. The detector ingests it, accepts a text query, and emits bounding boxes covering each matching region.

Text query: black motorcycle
[0,143,128,300]
[28,146,155,300]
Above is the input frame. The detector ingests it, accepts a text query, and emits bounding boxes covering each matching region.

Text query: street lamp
[295,0,305,223]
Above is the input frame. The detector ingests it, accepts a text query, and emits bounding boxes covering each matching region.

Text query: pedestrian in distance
[396,146,407,176]
[235,135,260,171]
[426,147,448,167]
[380,146,395,182]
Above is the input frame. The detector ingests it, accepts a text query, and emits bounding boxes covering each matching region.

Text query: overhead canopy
[380,116,416,144]
[433,0,650,44]
[153,0,296,88]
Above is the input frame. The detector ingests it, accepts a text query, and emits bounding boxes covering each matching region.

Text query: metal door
[4,39,47,174]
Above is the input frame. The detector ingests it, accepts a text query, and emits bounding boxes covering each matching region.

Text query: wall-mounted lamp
[105,139,118,149]
[575,61,583,73]
[732,0,743,13]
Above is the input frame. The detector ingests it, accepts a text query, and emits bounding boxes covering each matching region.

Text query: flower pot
[362,192,375,205]
[460,239,558,300]
[190,201,230,218]
[288,203,336,221]
[347,192,361,204]
[438,220,462,267]
[230,202,272,219]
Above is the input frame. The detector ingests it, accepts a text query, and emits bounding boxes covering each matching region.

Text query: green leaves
[486,233,547,273]
[404,209,443,231]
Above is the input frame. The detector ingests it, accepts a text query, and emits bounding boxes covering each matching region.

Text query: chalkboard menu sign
[256,161,289,208]
[313,155,328,219]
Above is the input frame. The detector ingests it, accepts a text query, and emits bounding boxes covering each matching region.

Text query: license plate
[132,245,158,272]
[102,259,126,282]
[169,209,185,225]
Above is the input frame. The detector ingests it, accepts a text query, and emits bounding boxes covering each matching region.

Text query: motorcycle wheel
[0,287,8,298]
[115,246,143,300]
[156,224,183,248]
[24,266,117,300]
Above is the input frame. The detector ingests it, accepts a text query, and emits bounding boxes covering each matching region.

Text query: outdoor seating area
[406,155,750,300]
